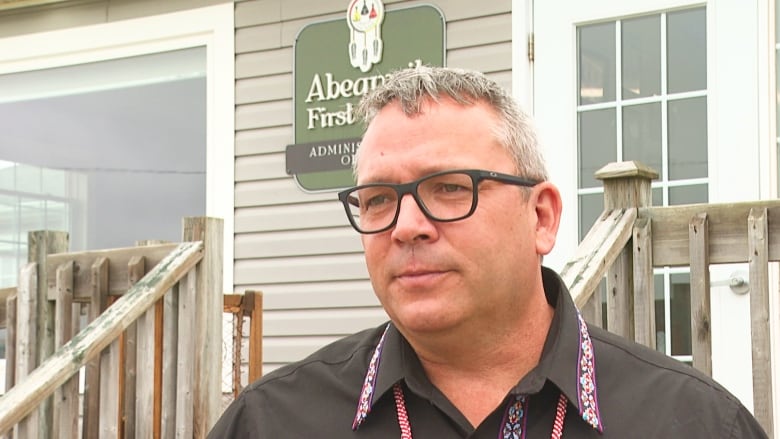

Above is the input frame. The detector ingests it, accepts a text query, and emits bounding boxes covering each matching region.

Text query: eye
[365,193,393,208]
[439,183,469,193]
[355,186,397,212]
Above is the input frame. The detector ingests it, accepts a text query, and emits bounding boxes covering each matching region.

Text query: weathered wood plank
[175,269,196,438]
[0,287,14,329]
[16,263,38,438]
[99,337,120,437]
[123,256,144,439]
[689,213,712,375]
[632,216,656,348]
[247,291,263,385]
[29,230,68,439]
[5,295,16,395]
[0,241,203,436]
[53,261,77,439]
[606,248,633,339]
[231,310,242,398]
[560,208,637,308]
[135,305,156,439]
[154,298,164,439]
[46,244,178,301]
[83,257,108,439]
[136,239,170,439]
[642,201,780,266]
[161,284,179,439]
[747,208,773,436]
[182,217,223,438]
[581,290,602,328]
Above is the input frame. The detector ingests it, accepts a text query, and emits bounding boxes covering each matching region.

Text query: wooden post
[161,283,179,439]
[122,256,145,439]
[53,261,77,439]
[135,240,169,439]
[5,294,16,395]
[84,257,109,439]
[182,217,223,438]
[595,161,657,340]
[632,216,656,348]
[245,291,263,385]
[28,230,68,439]
[689,213,712,375]
[747,208,772,436]
[16,263,38,439]
[175,270,197,439]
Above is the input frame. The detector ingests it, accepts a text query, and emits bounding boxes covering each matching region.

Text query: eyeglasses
[338,169,540,234]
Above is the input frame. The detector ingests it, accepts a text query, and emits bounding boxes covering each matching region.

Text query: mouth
[394,269,450,288]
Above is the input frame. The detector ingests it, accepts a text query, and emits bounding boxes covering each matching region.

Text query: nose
[390,193,438,243]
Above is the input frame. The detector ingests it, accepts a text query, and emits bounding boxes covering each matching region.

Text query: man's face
[356,98,548,338]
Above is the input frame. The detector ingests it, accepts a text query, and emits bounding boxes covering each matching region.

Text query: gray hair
[355,65,548,181]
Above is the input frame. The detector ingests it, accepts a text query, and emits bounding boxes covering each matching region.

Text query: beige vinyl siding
[234,0,513,374]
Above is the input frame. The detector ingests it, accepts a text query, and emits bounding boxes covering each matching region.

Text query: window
[576,7,707,362]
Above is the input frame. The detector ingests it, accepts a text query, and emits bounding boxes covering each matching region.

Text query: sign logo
[347,0,385,72]
[288,4,445,192]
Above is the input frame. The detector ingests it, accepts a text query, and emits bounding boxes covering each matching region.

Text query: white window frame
[0,4,235,292]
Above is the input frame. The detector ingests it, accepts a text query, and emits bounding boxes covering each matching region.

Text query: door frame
[0,4,235,292]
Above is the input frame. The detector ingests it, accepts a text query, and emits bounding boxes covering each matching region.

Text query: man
[209,66,767,438]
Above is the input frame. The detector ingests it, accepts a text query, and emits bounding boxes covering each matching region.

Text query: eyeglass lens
[346,171,476,232]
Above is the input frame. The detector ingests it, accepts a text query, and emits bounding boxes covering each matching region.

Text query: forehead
[355,99,512,183]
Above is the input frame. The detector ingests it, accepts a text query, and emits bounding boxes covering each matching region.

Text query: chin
[394,309,457,335]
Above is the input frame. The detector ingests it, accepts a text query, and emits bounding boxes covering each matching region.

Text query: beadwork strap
[393,383,412,439]
[393,385,567,439]
[551,393,567,439]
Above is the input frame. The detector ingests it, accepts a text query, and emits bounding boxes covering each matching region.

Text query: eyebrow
[357,166,465,184]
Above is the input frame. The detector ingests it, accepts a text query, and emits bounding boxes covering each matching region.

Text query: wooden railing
[560,161,778,437]
[0,217,224,438]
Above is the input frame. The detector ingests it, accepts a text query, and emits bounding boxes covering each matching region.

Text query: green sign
[288,3,445,192]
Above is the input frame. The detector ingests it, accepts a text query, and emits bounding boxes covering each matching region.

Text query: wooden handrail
[560,207,637,308]
[0,241,204,435]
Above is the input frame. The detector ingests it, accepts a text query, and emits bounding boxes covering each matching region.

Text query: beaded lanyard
[392,382,567,439]
[353,317,600,438]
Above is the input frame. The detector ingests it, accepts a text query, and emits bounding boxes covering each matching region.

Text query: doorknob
[710,271,749,295]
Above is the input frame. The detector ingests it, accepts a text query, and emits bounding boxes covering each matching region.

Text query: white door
[533,0,763,410]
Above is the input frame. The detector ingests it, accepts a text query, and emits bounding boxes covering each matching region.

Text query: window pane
[579,192,604,241]
[41,167,66,197]
[654,273,665,352]
[667,8,706,93]
[622,15,661,99]
[15,164,41,194]
[777,0,780,42]
[0,195,17,243]
[670,273,692,356]
[579,22,616,105]
[668,97,707,179]
[623,103,662,173]
[579,109,617,188]
[776,48,780,196]
[0,162,14,188]
[652,187,662,207]
[669,184,708,205]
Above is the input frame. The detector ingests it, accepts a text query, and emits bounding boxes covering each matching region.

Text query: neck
[401,295,555,427]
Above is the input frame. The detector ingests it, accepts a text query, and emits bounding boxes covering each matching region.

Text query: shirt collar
[530,266,603,432]
[352,267,603,433]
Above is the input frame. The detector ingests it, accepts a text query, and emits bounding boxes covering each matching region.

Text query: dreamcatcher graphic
[346,0,385,72]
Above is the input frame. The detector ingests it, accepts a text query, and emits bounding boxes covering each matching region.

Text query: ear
[530,181,562,256]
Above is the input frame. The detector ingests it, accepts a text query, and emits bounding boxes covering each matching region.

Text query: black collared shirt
[208,267,768,438]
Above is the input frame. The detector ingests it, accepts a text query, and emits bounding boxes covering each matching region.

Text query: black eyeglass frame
[337,169,541,234]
